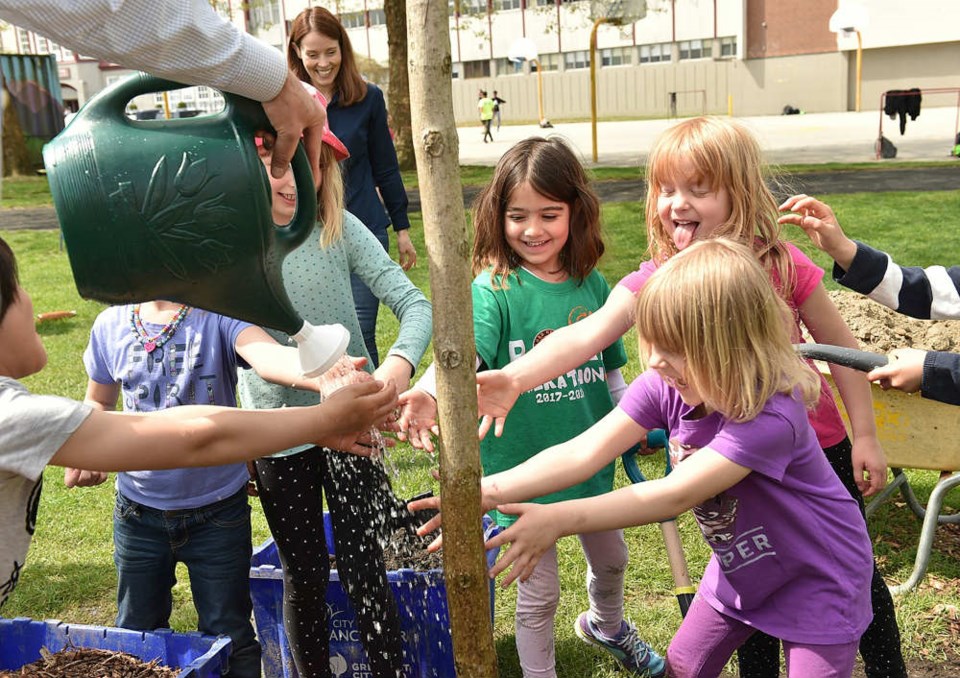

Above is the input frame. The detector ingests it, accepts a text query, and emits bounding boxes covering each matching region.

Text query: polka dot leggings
[736,437,907,678]
[254,448,406,678]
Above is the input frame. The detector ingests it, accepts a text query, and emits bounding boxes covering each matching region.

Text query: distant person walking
[478,90,495,143]
[492,91,506,131]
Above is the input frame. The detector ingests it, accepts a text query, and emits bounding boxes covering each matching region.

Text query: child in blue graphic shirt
[65,301,326,678]
[399,137,664,678]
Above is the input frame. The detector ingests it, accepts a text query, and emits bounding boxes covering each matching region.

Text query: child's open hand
[778,194,857,270]
[408,487,444,551]
[316,380,398,454]
[486,503,561,587]
[396,388,440,452]
[476,369,522,439]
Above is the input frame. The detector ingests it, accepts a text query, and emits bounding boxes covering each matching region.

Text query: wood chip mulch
[0,646,178,678]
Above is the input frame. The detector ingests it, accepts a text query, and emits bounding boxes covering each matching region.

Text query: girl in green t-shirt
[400,137,665,678]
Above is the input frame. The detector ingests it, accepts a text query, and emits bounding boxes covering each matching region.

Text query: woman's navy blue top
[327,82,411,238]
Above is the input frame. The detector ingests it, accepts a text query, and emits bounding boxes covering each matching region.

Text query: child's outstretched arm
[778,194,857,270]
[410,406,647,541]
[868,348,960,406]
[486,448,750,586]
[798,287,886,496]
[63,378,118,488]
[476,285,636,438]
[50,380,397,472]
[236,325,328,392]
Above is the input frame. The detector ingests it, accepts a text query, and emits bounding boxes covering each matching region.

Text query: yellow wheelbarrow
[799,344,960,595]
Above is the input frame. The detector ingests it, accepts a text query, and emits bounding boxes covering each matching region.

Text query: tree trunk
[385,0,415,170]
[407,1,499,676]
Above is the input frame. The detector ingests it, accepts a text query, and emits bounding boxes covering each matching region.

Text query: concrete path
[459,106,960,167]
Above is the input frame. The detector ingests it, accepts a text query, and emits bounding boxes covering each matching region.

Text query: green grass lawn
[2,185,960,676]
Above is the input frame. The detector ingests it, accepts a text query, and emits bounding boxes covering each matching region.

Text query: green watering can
[43,73,348,376]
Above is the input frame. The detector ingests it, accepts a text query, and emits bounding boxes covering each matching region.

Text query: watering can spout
[291,322,351,378]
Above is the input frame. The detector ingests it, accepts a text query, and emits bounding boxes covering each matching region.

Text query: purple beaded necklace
[130,304,190,354]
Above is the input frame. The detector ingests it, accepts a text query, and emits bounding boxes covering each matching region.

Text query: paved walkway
[459,107,960,166]
[3,108,958,231]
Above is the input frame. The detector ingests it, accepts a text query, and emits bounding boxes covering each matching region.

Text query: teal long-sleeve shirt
[237,210,432,452]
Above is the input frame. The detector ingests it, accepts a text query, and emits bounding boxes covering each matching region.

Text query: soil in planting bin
[1,647,178,678]
[328,507,445,572]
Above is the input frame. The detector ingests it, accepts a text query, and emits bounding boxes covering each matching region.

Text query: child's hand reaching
[476,369,523,439]
[63,467,109,488]
[485,503,561,587]
[868,348,927,394]
[778,194,858,271]
[315,380,398,454]
[396,388,440,452]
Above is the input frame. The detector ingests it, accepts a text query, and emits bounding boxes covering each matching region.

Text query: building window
[718,36,737,58]
[535,0,554,6]
[638,43,670,63]
[460,0,488,15]
[600,46,631,67]
[462,60,491,79]
[495,57,524,75]
[17,28,31,54]
[564,50,590,70]
[679,39,711,60]
[495,0,522,9]
[340,11,366,28]
[249,0,281,31]
[368,9,386,26]
[531,53,560,72]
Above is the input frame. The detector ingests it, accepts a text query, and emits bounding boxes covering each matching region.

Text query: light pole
[829,4,869,113]
[589,18,612,163]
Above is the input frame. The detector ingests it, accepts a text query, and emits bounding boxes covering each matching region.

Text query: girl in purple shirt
[430,240,874,678]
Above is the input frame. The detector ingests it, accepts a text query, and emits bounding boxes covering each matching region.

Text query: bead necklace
[130,304,190,354]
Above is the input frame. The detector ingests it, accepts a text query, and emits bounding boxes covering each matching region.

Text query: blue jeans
[351,228,390,366]
[113,487,261,678]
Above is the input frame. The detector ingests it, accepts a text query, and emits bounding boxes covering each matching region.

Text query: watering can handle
[99,73,317,254]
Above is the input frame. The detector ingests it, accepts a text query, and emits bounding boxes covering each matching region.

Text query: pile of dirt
[2,647,177,677]
[829,290,960,353]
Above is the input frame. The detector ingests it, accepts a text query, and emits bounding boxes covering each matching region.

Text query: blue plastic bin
[0,617,232,677]
[250,513,499,678]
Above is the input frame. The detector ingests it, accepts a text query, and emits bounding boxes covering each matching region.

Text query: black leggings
[254,449,406,678]
[737,437,907,678]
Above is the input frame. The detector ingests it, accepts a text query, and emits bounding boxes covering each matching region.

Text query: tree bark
[407,0,499,676]
[384,0,415,170]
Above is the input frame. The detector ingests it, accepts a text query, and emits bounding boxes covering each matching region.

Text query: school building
[2,0,958,125]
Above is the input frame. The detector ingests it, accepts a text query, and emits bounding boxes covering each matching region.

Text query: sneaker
[574,612,666,677]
